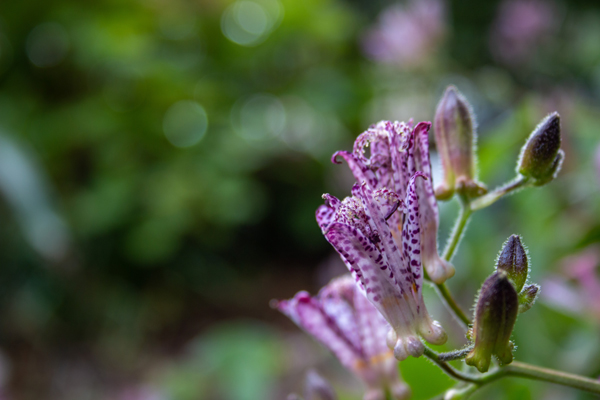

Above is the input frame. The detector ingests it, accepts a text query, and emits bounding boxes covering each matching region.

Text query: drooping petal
[276,275,411,396]
[277,291,364,370]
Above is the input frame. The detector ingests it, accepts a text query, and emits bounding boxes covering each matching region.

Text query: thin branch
[470,176,529,211]
[442,194,472,262]
[424,346,600,396]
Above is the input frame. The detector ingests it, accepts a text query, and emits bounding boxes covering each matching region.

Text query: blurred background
[1,0,600,399]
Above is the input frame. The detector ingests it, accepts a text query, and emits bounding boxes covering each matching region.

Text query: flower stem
[423,346,600,396]
[423,346,480,384]
[470,176,529,211]
[434,282,471,327]
[487,361,600,395]
[442,194,472,262]
[435,194,472,328]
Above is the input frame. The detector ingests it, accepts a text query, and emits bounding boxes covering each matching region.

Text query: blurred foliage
[1,0,600,399]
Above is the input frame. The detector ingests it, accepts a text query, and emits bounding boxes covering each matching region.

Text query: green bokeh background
[0,0,600,399]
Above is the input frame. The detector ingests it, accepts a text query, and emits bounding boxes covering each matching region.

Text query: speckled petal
[277,291,363,371]
[325,222,396,304]
[413,122,455,283]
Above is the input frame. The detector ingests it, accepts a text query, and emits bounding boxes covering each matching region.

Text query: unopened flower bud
[496,235,528,292]
[517,112,564,186]
[305,370,337,400]
[465,271,518,373]
[434,86,487,200]
[518,284,540,314]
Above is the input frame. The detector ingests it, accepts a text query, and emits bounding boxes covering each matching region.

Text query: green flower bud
[465,272,518,373]
[434,86,487,200]
[517,112,564,186]
[496,235,528,292]
[518,284,540,314]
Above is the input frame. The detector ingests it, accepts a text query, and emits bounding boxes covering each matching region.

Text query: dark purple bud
[517,112,563,185]
[465,272,518,373]
[518,284,540,314]
[496,235,529,292]
[434,85,486,200]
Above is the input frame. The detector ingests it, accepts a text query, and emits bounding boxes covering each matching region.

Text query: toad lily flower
[330,120,454,284]
[276,275,411,400]
[316,174,447,361]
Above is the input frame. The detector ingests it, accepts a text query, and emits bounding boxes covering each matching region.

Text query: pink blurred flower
[490,0,558,65]
[276,275,411,400]
[362,0,446,67]
[541,247,600,319]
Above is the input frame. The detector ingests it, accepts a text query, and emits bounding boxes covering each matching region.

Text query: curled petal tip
[414,120,432,132]
[331,151,344,164]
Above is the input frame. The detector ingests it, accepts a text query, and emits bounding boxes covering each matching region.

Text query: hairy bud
[518,284,540,314]
[517,112,564,186]
[434,85,487,199]
[465,272,518,373]
[496,235,528,292]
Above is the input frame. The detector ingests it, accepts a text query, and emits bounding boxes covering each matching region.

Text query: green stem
[438,345,474,362]
[434,282,471,327]
[487,361,600,395]
[434,194,472,328]
[470,176,529,211]
[423,347,600,395]
[423,346,480,384]
[442,194,472,262]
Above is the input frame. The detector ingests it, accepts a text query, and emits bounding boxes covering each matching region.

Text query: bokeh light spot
[232,94,286,142]
[236,1,268,35]
[163,101,208,148]
[26,22,70,68]
[221,0,282,47]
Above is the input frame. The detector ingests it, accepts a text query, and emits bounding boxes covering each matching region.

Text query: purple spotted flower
[316,158,447,359]
[276,275,411,400]
[328,120,454,284]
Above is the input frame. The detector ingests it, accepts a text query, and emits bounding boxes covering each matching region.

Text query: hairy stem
[486,361,600,394]
[423,347,600,396]
[470,176,529,211]
[438,345,474,362]
[423,346,480,384]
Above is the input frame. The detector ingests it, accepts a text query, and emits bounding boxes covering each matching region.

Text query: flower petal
[413,122,455,283]
[332,151,379,189]
[277,291,363,370]
[325,222,396,304]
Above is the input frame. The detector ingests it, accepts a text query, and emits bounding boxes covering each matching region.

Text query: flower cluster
[275,85,576,399]
[317,121,449,360]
